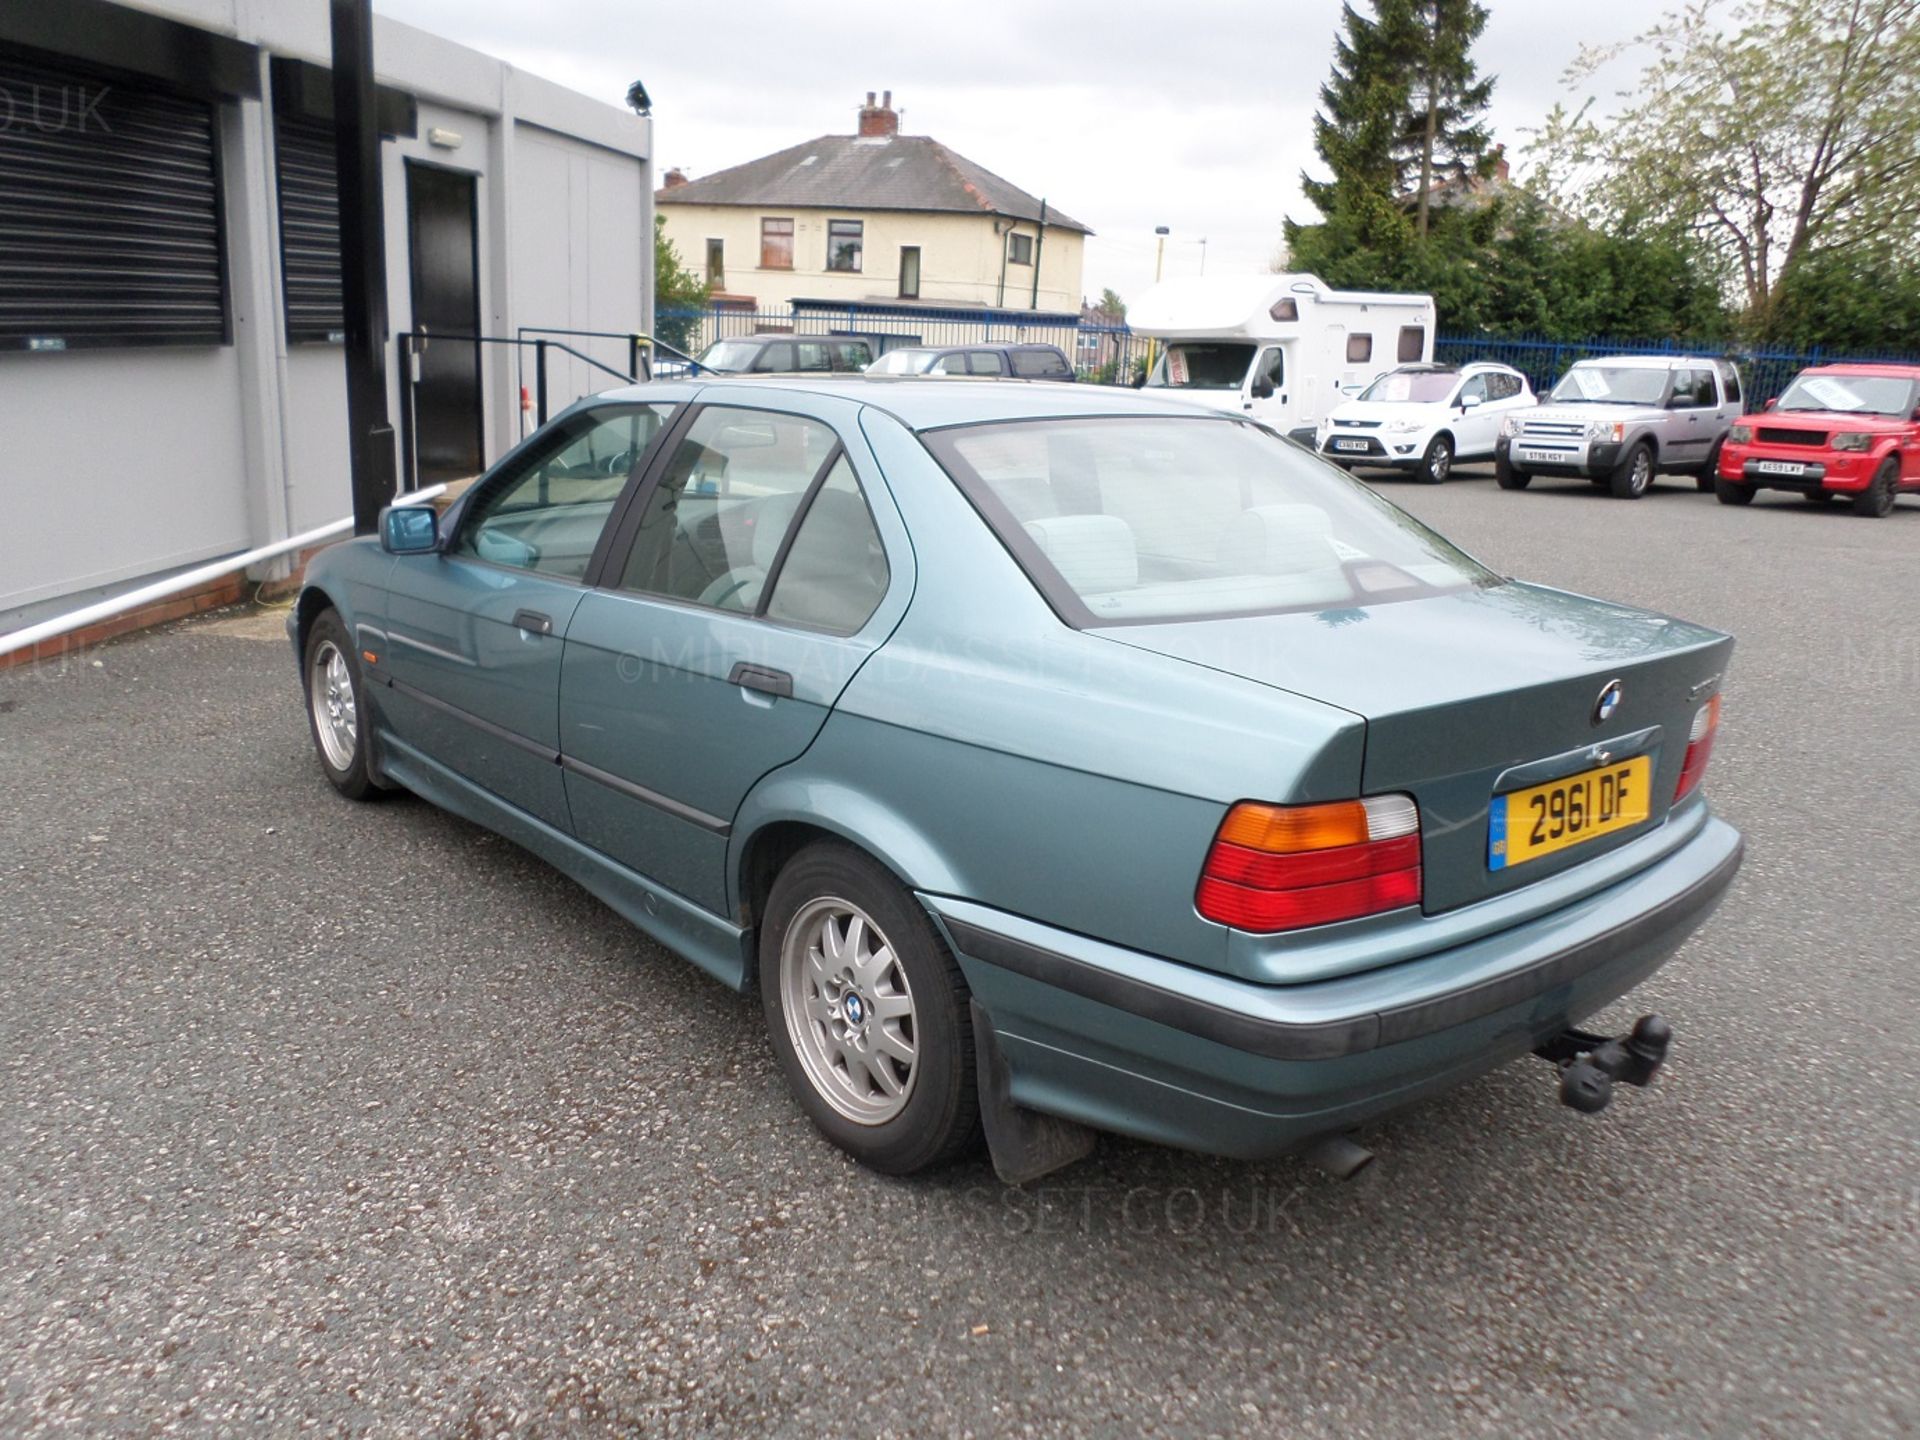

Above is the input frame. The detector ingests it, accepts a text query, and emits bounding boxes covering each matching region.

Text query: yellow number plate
[1489,754,1653,871]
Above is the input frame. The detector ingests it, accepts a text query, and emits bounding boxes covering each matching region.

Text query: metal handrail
[0,483,446,663]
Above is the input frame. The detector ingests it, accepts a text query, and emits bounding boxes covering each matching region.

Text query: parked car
[686,335,874,375]
[293,378,1741,1179]
[865,343,1076,380]
[1714,363,1920,517]
[1317,361,1535,482]
[1496,356,1744,498]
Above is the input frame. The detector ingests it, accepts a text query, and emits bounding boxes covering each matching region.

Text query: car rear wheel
[1714,478,1755,506]
[1418,434,1453,484]
[1696,438,1724,492]
[1494,454,1530,490]
[1608,441,1655,499]
[1853,458,1899,518]
[303,609,381,800]
[761,842,980,1174]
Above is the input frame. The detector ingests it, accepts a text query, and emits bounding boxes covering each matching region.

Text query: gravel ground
[1,469,1916,1438]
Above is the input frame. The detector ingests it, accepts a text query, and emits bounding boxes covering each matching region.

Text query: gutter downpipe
[1030,199,1046,311]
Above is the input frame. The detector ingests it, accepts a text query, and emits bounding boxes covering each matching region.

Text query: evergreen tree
[1298,2,1422,220]
[1403,1,1495,235]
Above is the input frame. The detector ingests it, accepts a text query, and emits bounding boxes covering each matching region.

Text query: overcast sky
[373,0,1677,304]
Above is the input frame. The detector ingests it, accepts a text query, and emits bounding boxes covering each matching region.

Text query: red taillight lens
[1673,694,1722,802]
[1196,796,1422,933]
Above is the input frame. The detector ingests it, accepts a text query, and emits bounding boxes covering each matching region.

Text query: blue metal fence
[655,305,1915,400]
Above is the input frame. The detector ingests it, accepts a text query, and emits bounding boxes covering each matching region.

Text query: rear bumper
[925,811,1743,1160]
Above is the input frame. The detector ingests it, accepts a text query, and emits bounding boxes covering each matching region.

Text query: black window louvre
[273,112,343,343]
[0,46,228,350]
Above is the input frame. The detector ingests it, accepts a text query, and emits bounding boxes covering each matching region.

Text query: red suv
[1716,363,1920,517]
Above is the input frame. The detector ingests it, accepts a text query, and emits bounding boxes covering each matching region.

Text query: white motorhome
[1128,275,1437,442]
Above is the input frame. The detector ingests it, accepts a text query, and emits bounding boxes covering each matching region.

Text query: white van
[1128,274,1437,443]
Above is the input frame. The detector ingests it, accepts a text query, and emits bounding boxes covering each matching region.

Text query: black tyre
[1418,433,1453,484]
[1714,478,1755,506]
[1802,489,1840,505]
[1853,458,1899,518]
[302,608,382,800]
[1608,441,1655,499]
[1495,453,1531,490]
[1696,438,1724,492]
[761,842,981,1174]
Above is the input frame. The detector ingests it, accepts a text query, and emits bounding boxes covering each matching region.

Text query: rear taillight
[1196,796,1422,933]
[1673,694,1722,802]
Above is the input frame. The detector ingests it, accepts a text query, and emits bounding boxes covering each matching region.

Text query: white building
[0,0,655,632]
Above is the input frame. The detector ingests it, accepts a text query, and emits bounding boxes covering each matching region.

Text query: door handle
[729,662,793,698]
[513,609,553,636]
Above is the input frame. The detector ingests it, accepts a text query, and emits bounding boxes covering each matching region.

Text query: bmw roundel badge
[1593,679,1624,726]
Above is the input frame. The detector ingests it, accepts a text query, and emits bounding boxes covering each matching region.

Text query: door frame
[404,157,486,481]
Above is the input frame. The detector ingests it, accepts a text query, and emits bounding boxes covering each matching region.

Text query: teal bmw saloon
[293,378,1742,1179]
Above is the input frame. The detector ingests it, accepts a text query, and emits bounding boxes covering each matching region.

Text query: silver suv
[1495,356,1744,499]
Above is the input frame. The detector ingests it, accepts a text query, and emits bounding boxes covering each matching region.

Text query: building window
[0,48,228,349]
[273,112,343,343]
[1007,232,1034,266]
[1346,333,1374,364]
[760,217,793,270]
[1397,325,1426,362]
[898,246,920,299]
[705,238,725,288]
[827,219,863,272]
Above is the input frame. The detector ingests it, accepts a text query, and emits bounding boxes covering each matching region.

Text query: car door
[1663,368,1714,468]
[1246,345,1288,425]
[1450,373,1498,456]
[377,402,677,831]
[558,395,908,913]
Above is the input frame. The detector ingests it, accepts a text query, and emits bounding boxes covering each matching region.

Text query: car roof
[1802,362,1920,379]
[606,375,1220,430]
[1569,354,1726,370]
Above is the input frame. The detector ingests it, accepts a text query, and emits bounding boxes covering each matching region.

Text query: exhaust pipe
[1301,1131,1375,1181]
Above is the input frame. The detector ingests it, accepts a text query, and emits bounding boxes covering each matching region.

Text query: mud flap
[971,1000,1097,1185]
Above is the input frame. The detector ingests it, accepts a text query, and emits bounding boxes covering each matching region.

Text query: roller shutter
[0,47,228,349]
[273,113,342,343]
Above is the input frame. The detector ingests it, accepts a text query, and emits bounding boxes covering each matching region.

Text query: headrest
[1023,515,1138,594]
[1218,504,1338,575]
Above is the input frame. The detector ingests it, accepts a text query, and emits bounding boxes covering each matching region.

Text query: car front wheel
[1714,478,1755,506]
[1419,434,1453,484]
[1495,453,1530,490]
[761,842,980,1174]
[303,608,381,800]
[1609,441,1655,499]
[1853,458,1899,518]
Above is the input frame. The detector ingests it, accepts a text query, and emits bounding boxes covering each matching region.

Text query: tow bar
[1534,1014,1673,1114]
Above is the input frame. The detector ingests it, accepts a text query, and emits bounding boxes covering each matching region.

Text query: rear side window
[936,353,969,375]
[1346,333,1374,363]
[829,341,872,372]
[752,342,795,372]
[968,351,1007,376]
[1397,326,1426,363]
[927,416,1497,625]
[763,458,890,633]
[1722,366,1742,404]
[1011,348,1070,377]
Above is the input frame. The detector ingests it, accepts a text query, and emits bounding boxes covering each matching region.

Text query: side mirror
[1251,377,1275,400]
[1763,397,1778,411]
[1460,393,1483,408]
[381,504,439,554]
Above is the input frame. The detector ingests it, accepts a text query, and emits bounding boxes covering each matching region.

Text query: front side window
[457,404,675,578]
[617,407,840,611]
[926,416,1497,625]
[936,353,970,375]
[1147,342,1255,391]
[969,351,1007,376]
[751,342,797,372]
[1346,333,1374,364]
[1253,347,1284,391]
[828,340,873,371]
[760,217,794,269]
[1008,232,1034,266]
[696,338,765,373]
[827,219,864,272]
[1456,374,1490,405]
[870,349,932,375]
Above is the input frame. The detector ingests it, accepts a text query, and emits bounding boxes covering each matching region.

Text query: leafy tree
[653,215,709,353]
[1533,0,1920,327]
[1762,245,1920,353]
[1095,287,1127,320]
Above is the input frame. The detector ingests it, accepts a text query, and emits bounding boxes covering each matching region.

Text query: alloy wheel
[309,640,358,772]
[780,897,918,1125]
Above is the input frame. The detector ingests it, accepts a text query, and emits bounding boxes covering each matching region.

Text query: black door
[406,162,483,483]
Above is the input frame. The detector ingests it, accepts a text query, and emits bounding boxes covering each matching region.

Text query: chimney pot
[662,167,689,189]
[857,89,899,139]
